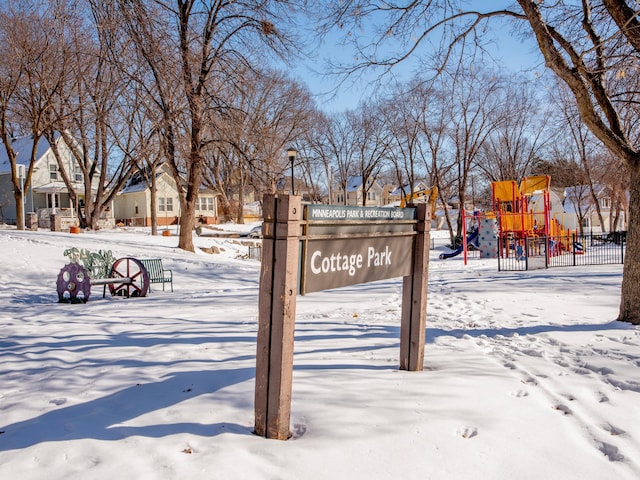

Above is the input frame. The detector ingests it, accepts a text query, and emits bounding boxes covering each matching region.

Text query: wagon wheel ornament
[108,257,150,298]
[57,263,91,303]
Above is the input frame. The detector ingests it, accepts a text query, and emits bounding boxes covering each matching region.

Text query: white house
[562,184,627,234]
[0,134,111,229]
[114,163,219,226]
[335,176,384,206]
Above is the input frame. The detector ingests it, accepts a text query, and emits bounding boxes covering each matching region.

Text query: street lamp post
[287,148,297,195]
[17,164,25,230]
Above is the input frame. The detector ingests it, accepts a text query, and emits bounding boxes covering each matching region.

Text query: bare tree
[113,0,300,252]
[347,101,391,206]
[300,110,337,203]
[380,82,428,200]
[0,7,28,229]
[215,66,316,221]
[320,112,359,205]
[476,78,553,182]
[321,0,640,324]
[30,1,137,230]
[408,77,458,238]
[445,68,501,239]
[0,2,67,229]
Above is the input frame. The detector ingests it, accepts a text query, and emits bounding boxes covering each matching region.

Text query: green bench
[140,258,173,292]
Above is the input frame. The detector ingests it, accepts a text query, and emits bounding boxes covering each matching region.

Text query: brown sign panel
[300,234,414,294]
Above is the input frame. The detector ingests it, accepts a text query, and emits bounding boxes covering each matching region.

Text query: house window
[49,164,58,180]
[198,196,214,211]
[600,197,611,208]
[337,193,344,203]
[367,191,376,200]
[159,197,173,212]
[196,196,210,211]
[74,167,83,182]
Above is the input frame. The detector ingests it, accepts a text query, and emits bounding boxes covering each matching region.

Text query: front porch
[31,183,115,230]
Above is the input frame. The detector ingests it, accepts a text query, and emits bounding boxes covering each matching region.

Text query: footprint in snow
[456,426,478,439]
[553,404,572,415]
[509,390,529,398]
[602,423,626,436]
[597,441,625,462]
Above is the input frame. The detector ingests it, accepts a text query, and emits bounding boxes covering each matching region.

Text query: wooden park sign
[254,194,431,440]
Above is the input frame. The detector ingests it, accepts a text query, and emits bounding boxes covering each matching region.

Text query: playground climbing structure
[448,175,576,266]
[491,175,576,264]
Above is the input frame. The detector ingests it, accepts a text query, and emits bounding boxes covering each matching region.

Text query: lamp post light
[287,148,297,195]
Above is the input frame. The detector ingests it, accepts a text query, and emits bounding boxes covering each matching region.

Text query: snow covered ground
[0,224,638,479]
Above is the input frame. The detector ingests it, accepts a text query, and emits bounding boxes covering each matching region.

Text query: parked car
[247,225,263,238]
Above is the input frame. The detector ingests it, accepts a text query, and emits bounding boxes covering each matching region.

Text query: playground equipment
[439,228,479,259]
[56,248,150,302]
[441,175,576,265]
[492,175,551,238]
[491,175,575,261]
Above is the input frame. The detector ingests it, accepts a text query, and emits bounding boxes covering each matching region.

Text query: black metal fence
[498,232,626,271]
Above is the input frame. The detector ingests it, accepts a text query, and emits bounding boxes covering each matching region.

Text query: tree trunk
[13,186,24,230]
[619,165,640,324]
[177,148,204,252]
[179,199,196,252]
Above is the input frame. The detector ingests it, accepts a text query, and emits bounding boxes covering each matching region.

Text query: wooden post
[400,203,431,371]
[254,194,301,439]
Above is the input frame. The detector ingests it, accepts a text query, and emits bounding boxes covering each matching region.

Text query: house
[563,184,627,233]
[276,175,317,203]
[0,134,113,229]
[114,163,219,226]
[335,176,384,206]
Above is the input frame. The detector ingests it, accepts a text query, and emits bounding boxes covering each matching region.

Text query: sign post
[400,203,430,371]
[254,194,301,440]
[254,196,431,439]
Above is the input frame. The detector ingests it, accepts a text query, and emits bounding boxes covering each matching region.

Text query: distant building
[335,176,384,206]
[0,134,113,229]
[563,184,627,233]
[114,163,219,226]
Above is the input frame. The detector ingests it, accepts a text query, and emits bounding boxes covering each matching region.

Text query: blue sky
[292,12,546,113]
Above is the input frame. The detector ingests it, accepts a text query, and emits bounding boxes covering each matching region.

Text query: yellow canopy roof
[520,175,550,196]
[492,180,519,202]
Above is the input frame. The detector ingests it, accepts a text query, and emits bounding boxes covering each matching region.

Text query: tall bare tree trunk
[620,166,640,323]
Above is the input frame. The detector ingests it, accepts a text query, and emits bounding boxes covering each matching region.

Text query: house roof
[345,176,362,192]
[32,181,92,194]
[564,184,607,200]
[344,175,383,193]
[0,134,59,174]
[120,164,172,194]
[563,184,608,214]
[120,174,159,194]
[119,164,218,196]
